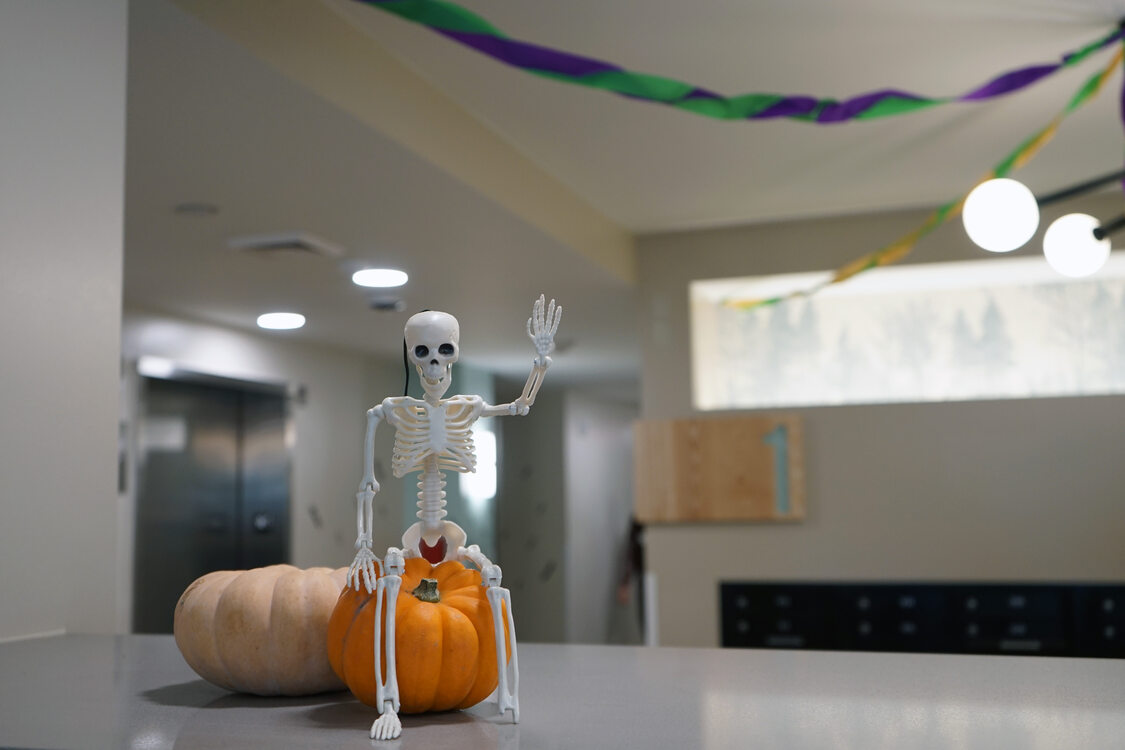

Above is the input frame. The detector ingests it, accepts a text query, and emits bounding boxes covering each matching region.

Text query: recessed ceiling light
[257,312,306,330]
[352,268,408,288]
[137,356,177,378]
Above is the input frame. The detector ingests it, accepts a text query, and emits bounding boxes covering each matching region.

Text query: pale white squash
[173,564,348,696]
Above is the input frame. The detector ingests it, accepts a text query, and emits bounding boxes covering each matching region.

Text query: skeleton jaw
[418,364,452,400]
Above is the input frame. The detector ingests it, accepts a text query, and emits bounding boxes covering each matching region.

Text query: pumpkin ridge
[404,557,432,581]
[327,584,370,684]
[434,604,478,709]
[238,566,287,694]
[272,567,318,695]
[440,569,481,592]
[457,592,502,709]
[213,576,250,692]
[397,599,443,713]
[439,580,482,597]
[266,570,293,696]
[431,560,466,584]
[178,571,239,691]
[343,586,379,690]
[437,594,481,614]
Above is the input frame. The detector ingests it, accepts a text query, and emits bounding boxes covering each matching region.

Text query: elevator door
[133,376,290,633]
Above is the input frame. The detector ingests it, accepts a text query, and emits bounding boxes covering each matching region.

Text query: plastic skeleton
[348,294,562,741]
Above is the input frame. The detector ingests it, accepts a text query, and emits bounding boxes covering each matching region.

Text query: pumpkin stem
[411,578,441,603]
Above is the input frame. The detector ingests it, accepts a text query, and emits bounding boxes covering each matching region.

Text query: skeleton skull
[404,310,459,398]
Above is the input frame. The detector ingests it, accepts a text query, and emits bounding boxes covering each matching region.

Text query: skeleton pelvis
[402,520,466,563]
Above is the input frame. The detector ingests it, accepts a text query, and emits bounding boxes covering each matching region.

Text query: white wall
[564,392,637,643]
[497,382,639,644]
[120,310,405,629]
[0,0,127,641]
[497,386,566,642]
[637,200,1125,647]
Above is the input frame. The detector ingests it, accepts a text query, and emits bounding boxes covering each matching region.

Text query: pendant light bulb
[1043,213,1110,277]
[962,178,1040,253]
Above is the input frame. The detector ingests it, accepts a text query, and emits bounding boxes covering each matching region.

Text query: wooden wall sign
[633,415,805,523]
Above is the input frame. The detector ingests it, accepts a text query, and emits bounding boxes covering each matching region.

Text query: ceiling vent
[227,231,345,259]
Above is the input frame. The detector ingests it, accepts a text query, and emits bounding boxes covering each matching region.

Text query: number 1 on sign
[762,424,790,516]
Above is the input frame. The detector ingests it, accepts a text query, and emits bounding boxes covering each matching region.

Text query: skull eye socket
[438,343,455,356]
[414,345,429,358]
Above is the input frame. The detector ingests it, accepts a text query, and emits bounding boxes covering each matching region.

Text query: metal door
[132,377,290,633]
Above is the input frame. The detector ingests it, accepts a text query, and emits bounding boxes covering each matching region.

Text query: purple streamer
[816,89,928,122]
[438,30,620,77]
[756,97,819,119]
[961,65,1059,101]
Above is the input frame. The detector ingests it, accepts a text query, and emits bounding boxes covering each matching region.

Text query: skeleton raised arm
[483,295,563,417]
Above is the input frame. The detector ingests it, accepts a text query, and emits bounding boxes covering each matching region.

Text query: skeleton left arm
[482,295,562,418]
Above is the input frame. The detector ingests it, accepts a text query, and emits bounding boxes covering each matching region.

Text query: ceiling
[124,0,1125,390]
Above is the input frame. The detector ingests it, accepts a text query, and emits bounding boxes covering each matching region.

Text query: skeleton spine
[417,454,447,532]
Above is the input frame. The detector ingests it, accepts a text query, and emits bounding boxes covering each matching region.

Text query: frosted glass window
[691,253,1125,410]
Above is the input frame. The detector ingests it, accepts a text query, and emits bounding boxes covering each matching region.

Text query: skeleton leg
[371,548,404,740]
[459,545,519,723]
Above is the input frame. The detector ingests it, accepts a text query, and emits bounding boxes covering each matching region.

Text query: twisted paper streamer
[724,46,1124,310]
[354,0,1121,123]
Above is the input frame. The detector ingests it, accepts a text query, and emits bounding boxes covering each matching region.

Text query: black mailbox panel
[721,582,1125,658]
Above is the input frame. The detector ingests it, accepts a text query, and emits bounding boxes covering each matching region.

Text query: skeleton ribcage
[387,397,480,477]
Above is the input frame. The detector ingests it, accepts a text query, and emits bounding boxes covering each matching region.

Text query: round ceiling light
[352,268,408,288]
[1042,213,1110,278]
[257,312,306,330]
[962,178,1040,253]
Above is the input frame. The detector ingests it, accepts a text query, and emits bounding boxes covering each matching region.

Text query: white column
[0,0,127,639]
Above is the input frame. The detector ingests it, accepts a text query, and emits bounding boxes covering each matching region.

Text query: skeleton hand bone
[348,544,380,593]
[526,294,562,367]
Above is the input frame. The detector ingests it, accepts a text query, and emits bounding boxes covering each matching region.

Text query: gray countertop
[1,634,1123,749]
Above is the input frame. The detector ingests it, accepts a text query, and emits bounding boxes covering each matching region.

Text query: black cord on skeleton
[403,309,432,397]
[402,337,409,397]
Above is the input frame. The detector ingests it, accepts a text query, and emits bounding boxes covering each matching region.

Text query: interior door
[132,377,290,633]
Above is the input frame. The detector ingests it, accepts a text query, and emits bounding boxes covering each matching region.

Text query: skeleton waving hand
[347,294,561,740]
[511,294,562,415]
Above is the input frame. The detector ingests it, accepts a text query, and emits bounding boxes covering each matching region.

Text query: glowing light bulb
[962,178,1040,253]
[257,312,306,330]
[1042,213,1110,277]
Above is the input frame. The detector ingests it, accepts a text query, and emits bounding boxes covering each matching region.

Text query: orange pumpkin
[326,558,509,714]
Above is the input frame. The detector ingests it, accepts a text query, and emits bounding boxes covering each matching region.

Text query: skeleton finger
[549,303,562,337]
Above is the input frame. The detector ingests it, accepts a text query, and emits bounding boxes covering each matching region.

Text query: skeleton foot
[370,703,402,741]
